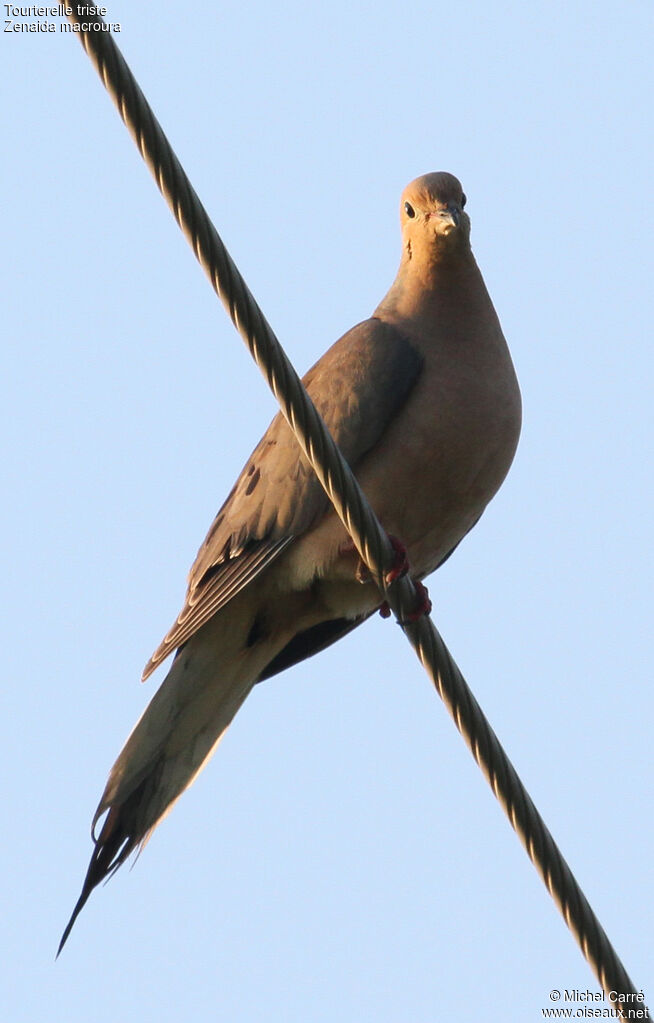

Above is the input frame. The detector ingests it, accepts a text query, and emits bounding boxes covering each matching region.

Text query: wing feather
[143,318,423,679]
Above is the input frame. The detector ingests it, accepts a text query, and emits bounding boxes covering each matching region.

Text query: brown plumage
[59,172,521,954]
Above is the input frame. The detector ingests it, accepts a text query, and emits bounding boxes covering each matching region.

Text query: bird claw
[378,580,432,624]
[399,580,432,623]
[355,560,372,584]
[384,535,410,585]
[338,538,371,583]
[345,533,422,621]
[342,533,410,586]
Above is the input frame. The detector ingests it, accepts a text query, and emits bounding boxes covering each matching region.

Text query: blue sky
[2,2,652,1020]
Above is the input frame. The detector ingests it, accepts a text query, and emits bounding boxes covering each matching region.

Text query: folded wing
[142,318,423,679]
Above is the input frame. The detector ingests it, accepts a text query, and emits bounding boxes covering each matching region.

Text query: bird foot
[378,580,432,624]
[401,580,432,622]
[337,538,370,582]
[384,535,410,585]
[340,533,410,586]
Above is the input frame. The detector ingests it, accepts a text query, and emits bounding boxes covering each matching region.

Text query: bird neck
[375,246,491,334]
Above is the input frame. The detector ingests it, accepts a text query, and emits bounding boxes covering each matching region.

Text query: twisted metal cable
[65,5,647,1009]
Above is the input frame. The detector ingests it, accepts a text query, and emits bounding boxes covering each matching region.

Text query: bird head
[400,172,470,261]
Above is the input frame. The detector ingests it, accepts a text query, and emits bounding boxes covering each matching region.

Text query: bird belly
[366,357,521,576]
[287,349,520,595]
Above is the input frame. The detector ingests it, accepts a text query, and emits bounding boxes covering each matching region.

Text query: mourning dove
[59,172,521,952]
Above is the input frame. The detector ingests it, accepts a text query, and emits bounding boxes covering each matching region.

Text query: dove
[59,171,521,952]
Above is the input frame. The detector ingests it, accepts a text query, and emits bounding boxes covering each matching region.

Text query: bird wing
[142,317,423,679]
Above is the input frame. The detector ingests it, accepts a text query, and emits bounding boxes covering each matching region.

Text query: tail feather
[57,791,145,956]
[57,590,280,954]
[58,669,254,954]
[57,581,337,954]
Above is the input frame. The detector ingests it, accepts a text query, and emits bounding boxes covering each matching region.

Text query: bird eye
[461,193,467,209]
[404,201,416,218]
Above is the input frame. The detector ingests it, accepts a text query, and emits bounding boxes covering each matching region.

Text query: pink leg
[341,534,430,622]
[384,535,410,584]
[378,581,432,623]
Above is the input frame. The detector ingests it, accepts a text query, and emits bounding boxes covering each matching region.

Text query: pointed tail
[57,599,268,954]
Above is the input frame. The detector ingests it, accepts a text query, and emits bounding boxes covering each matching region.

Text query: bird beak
[440,203,460,229]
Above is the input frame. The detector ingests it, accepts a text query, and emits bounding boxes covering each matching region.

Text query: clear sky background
[1,2,652,1020]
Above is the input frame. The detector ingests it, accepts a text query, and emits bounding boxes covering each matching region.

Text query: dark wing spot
[245,466,261,495]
